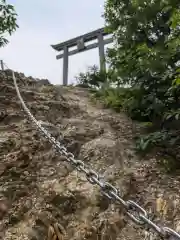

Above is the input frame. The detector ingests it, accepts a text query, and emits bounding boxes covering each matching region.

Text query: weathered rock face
[36,79,51,87]
[0,70,180,240]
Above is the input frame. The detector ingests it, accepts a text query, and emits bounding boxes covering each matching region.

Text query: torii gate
[51,27,113,85]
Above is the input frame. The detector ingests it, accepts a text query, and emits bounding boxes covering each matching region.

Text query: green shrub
[75,65,107,89]
[102,0,180,169]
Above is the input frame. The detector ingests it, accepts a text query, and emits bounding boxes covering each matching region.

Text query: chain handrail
[2,62,180,239]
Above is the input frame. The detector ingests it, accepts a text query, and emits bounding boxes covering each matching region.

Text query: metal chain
[3,62,180,239]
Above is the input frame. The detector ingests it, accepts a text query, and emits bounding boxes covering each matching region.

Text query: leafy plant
[0,0,18,47]
[75,65,107,89]
[98,0,180,169]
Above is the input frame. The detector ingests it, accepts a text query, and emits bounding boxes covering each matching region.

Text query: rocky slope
[0,69,180,240]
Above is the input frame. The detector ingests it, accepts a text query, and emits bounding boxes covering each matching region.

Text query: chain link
[3,62,180,239]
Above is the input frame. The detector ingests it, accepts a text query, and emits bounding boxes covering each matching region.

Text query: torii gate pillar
[98,33,106,73]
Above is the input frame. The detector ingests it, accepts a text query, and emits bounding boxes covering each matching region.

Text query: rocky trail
[0,70,180,240]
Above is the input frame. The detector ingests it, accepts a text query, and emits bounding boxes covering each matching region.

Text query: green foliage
[94,87,131,111]
[104,0,180,95]
[100,0,180,169]
[0,0,18,47]
[75,65,107,89]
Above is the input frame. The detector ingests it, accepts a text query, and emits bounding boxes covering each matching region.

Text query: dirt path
[0,73,180,240]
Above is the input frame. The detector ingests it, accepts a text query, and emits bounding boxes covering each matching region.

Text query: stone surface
[0,70,180,240]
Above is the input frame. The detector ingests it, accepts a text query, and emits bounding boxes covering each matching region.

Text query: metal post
[98,33,106,73]
[0,60,4,71]
[63,46,68,85]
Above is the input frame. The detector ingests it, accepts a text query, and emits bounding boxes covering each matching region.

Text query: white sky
[0,0,112,85]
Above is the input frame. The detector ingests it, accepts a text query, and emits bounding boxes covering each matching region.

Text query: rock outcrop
[0,69,180,240]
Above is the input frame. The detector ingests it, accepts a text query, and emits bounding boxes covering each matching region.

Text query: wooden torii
[51,27,113,85]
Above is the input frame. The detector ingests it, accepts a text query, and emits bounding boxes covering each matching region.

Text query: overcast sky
[0,0,112,84]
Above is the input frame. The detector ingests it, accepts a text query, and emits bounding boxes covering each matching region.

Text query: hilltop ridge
[0,69,180,240]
